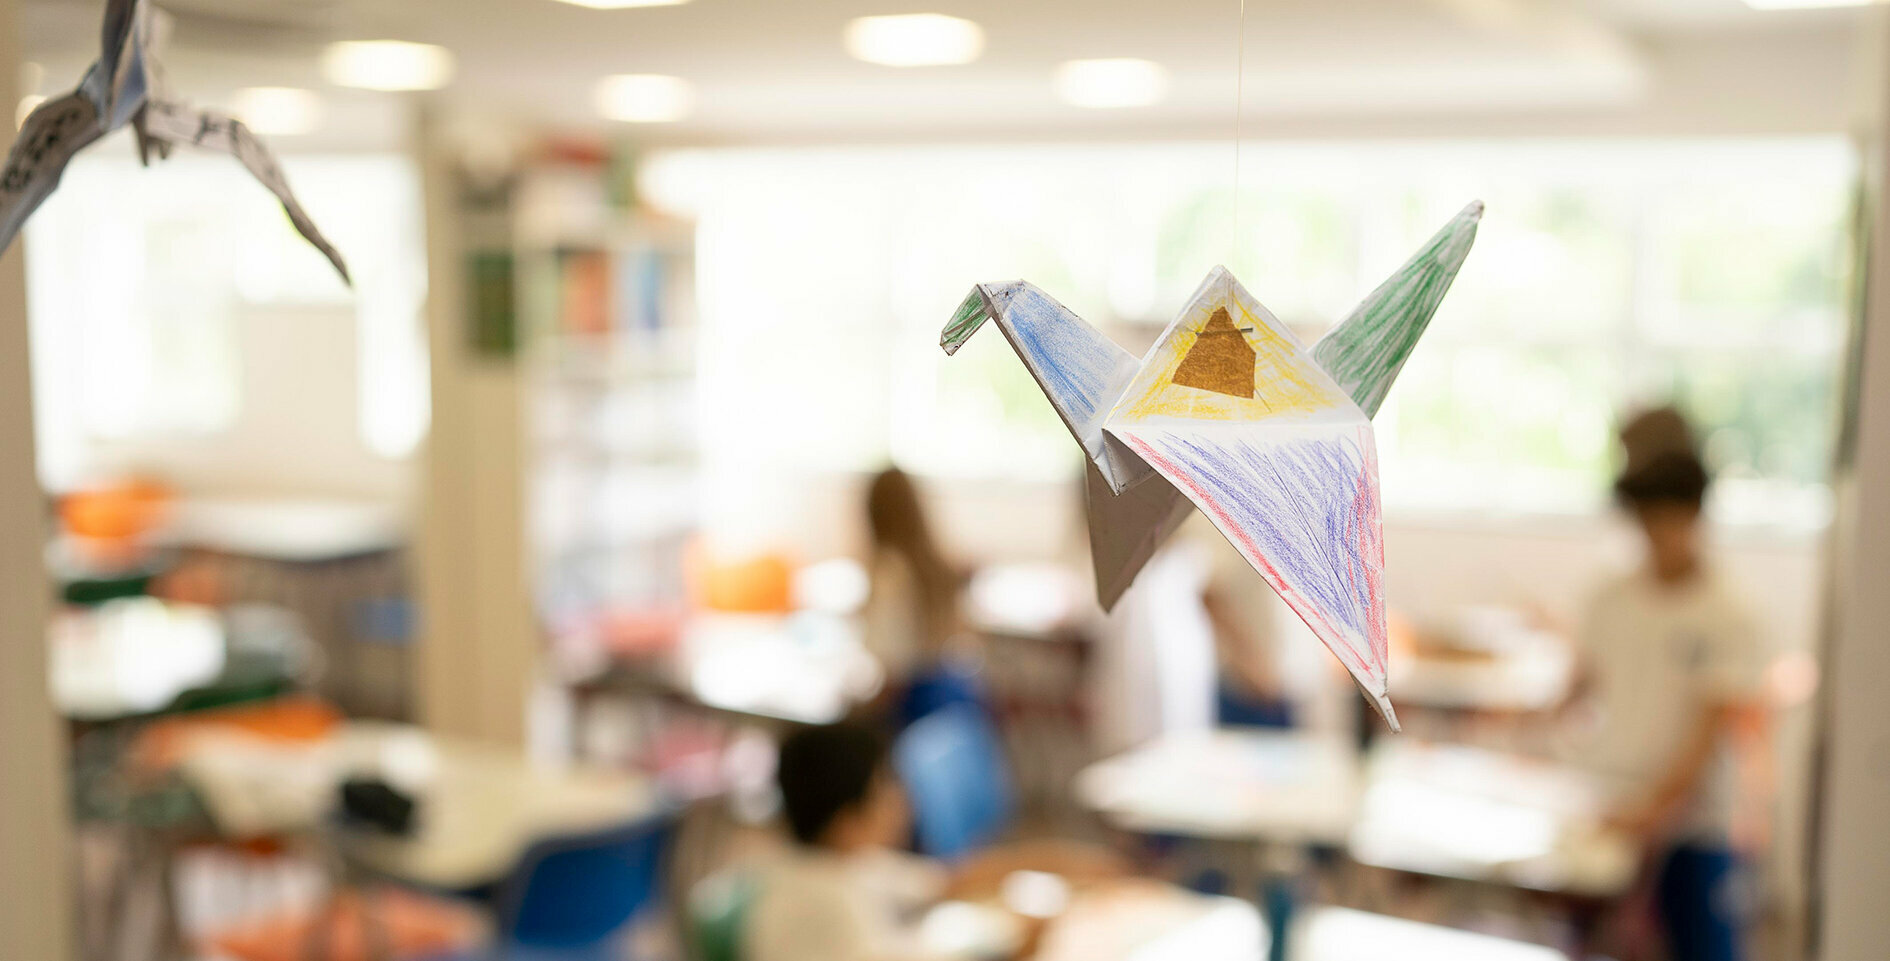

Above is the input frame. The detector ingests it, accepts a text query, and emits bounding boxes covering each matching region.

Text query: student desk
[1076,728,1359,845]
[1292,905,1565,961]
[1034,884,1265,961]
[1346,740,1638,900]
[175,721,659,890]
[573,611,882,729]
[1390,640,1572,714]
[1031,886,1560,961]
[1075,729,1359,961]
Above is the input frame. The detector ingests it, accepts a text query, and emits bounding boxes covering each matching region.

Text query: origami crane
[940,202,1483,729]
[0,0,349,282]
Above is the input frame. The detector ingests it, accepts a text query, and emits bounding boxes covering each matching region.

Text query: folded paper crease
[937,202,1483,729]
[0,0,350,283]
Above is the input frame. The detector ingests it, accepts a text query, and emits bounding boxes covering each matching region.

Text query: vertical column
[412,107,535,747]
[0,0,75,953]
[1815,9,1890,957]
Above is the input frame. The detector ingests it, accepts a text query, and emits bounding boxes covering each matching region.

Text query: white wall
[1815,10,1890,957]
[0,0,73,951]
[75,302,409,501]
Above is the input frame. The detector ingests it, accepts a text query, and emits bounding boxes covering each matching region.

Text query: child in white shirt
[1576,407,1768,961]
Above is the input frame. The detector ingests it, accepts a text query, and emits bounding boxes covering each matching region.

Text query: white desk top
[51,598,226,719]
[1076,731,1638,898]
[1295,906,1564,961]
[1347,741,1638,898]
[1035,884,1266,961]
[1075,729,1360,846]
[178,722,659,889]
[1390,608,1573,713]
[662,611,881,725]
[165,497,405,562]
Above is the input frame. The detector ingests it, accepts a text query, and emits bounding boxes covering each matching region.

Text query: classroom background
[2,0,1888,959]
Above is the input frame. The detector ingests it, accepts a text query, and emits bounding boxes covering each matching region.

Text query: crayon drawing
[937,201,1483,727]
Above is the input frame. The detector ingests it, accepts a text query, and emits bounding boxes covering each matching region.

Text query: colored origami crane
[939,201,1483,729]
[0,0,349,282]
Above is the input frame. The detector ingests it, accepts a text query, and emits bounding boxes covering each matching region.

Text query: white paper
[0,0,349,283]
[938,204,1485,729]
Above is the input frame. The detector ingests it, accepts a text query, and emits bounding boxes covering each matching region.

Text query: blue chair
[894,661,988,730]
[485,816,673,961]
[892,704,1013,861]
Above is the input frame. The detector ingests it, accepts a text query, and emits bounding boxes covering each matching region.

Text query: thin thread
[1232,0,1246,263]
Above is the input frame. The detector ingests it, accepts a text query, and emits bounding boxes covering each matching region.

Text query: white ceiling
[15,0,1874,143]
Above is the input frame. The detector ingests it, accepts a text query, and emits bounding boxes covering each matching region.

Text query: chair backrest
[684,870,757,961]
[892,703,1013,860]
[494,816,673,951]
[894,662,988,730]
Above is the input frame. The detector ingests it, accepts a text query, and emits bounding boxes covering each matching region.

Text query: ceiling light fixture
[1741,0,1876,8]
[1054,58,1169,109]
[595,74,694,122]
[233,86,324,136]
[844,13,984,67]
[550,0,691,7]
[321,40,456,92]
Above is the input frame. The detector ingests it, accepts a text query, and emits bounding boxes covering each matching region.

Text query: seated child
[745,722,1119,961]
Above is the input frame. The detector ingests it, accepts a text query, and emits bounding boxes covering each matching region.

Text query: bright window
[24,140,429,489]
[647,138,1853,529]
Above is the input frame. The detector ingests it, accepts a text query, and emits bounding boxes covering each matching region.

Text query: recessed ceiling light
[550,0,691,7]
[321,40,456,92]
[595,74,693,122]
[14,94,45,130]
[844,13,984,67]
[1055,59,1169,109]
[233,87,324,135]
[1742,0,1875,8]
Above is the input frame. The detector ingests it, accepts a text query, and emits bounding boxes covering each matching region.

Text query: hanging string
[1231,0,1247,264]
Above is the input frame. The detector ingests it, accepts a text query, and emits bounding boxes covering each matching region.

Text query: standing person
[1575,407,1770,961]
[861,468,974,721]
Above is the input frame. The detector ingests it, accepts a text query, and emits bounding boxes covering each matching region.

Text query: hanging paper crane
[0,0,349,282]
[939,201,1483,729]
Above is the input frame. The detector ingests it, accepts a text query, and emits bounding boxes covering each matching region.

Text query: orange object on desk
[58,477,175,567]
[133,695,344,771]
[206,887,483,961]
[688,543,794,613]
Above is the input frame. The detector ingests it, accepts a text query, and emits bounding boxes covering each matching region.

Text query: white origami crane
[940,202,1483,729]
[0,0,349,282]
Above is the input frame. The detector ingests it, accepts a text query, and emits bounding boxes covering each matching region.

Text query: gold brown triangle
[1171,307,1256,399]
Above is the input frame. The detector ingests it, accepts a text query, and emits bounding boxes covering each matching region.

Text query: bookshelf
[516,154,699,673]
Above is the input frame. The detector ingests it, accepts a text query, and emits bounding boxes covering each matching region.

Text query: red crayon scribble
[1123,431,1375,678]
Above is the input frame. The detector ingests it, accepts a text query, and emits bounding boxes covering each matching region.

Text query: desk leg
[1261,875,1296,961]
[1253,842,1307,961]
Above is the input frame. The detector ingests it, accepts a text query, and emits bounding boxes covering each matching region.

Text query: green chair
[685,870,757,961]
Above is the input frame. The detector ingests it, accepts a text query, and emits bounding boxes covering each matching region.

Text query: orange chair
[205,886,484,961]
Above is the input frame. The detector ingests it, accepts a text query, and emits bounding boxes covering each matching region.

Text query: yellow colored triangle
[1115,287,1351,424]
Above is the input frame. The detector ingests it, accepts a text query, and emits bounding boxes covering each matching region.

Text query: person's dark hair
[865,467,962,652]
[775,722,890,846]
[1614,450,1709,509]
[1613,405,1709,510]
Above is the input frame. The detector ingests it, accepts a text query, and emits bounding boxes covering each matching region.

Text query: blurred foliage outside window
[652,139,1855,530]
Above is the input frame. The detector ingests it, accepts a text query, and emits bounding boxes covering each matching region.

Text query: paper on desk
[938,203,1484,729]
[0,0,349,283]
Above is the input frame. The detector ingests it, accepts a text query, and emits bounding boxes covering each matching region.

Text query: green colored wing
[1312,200,1482,418]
